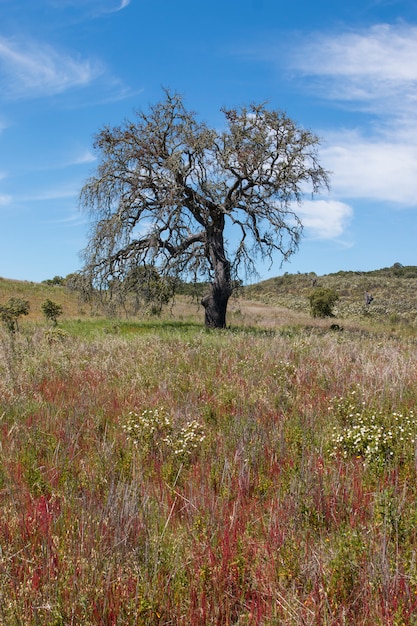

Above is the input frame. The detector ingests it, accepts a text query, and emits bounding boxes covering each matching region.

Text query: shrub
[42,275,66,286]
[122,265,175,315]
[0,297,30,333]
[308,287,339,317]
[122,408,205,463]
[41,299,63,325]
[44,327,69,343]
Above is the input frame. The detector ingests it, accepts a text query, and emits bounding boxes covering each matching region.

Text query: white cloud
[0,194,11,205]
[48,212,87,226]
[76,150,96,164]
[287,23,417,208]
[322,131,417,206]
[291,24,417,113]
[0,36,104,99]
[297,200,353,239]
[47,0,131,14]
[33,150,97,171]
[46,0,120,8]
[68,150,97,166]
[294,24,417,80]
[19,185,78,202]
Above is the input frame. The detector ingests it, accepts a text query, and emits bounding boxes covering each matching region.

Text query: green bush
[42,275,66,286]
[0,297,30,332]
[308,287,339,318]
[41,299,63,325]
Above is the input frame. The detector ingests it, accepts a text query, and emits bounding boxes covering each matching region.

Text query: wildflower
[123,408,205,462]
[330,397,417,466]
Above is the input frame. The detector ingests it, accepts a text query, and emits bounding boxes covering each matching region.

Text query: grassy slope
[2,264,417,331]
[0,277,82,321]
[1,269,417,623]
[244,265,417,330]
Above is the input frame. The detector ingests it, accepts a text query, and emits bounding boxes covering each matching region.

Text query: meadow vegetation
[245,265,417,331]
[0,270,417,624]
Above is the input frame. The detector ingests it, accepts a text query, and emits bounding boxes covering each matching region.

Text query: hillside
[1,264,417,331]
[244,265,417,328]
[0,276,82,321]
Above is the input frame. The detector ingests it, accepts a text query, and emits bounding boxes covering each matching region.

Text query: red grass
[1,325,417,623]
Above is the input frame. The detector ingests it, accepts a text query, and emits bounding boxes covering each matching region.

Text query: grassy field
[1,273,417,624]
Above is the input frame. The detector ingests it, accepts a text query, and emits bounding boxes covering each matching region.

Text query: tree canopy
[0,297,30,333]
[80,90,329,327]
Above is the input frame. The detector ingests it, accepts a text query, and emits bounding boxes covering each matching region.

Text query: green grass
[59,317,203,340]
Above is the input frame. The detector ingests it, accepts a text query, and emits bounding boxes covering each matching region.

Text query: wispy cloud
[47,212,88,227]
[0,36,104,99]
[46,0,131,15]
[19,185,79,202]
[116,0,131,10]
[290,24,417,114]
[286,23,417,208]
[297,200,353,240]
[31,149,97,172]
[321,130,417,205]
[69,150,97,165]
[0,194,11,206]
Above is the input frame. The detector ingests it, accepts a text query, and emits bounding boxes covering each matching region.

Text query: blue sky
[1,0,417,283]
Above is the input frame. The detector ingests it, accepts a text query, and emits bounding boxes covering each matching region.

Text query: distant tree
[42,275,66,286]
[308,287,339,318]
[41,299,63,326]
[79,90,329,328]
[392,262,404,277]
[0,297,30,333]
[117,265,176,315]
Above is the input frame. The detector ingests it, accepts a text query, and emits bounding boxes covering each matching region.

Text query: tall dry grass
[0,318,417,624]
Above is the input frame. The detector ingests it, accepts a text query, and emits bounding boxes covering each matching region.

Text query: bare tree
[80,90,329,328]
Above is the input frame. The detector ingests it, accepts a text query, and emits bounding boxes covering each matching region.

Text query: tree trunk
[201,287,230,328]
[201,220,232,329]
